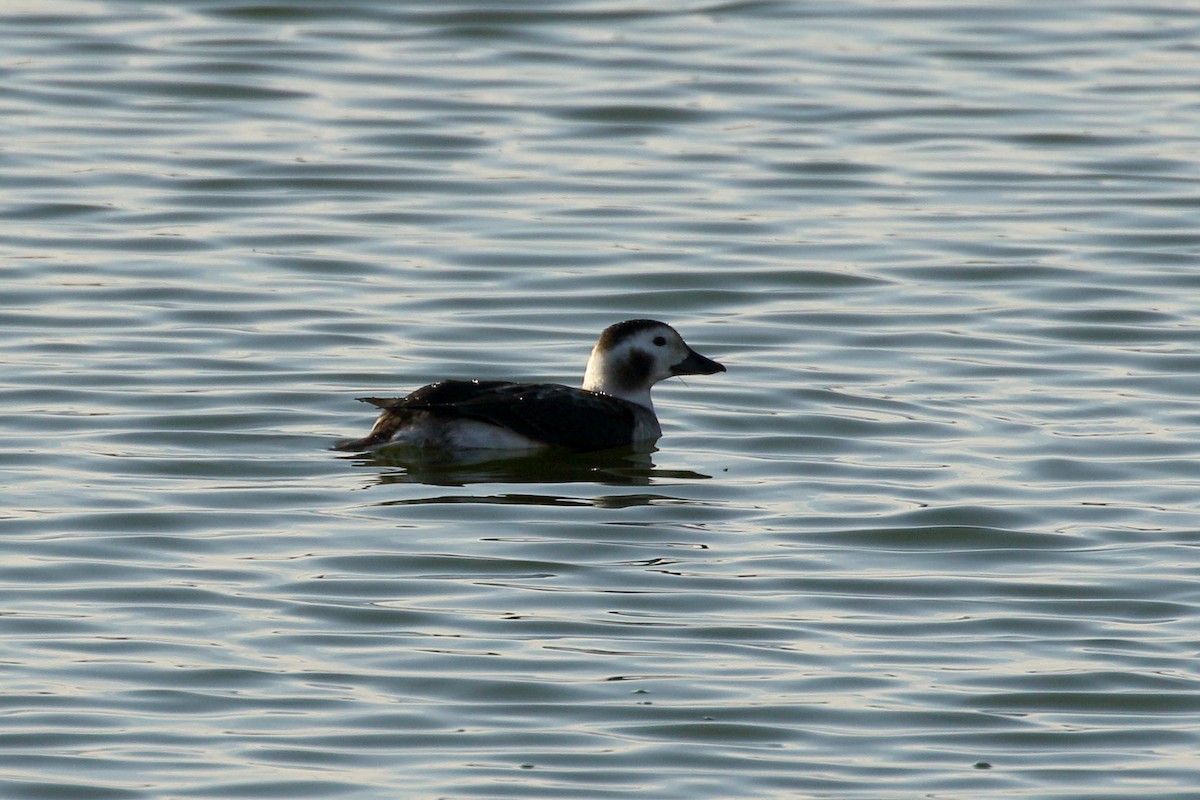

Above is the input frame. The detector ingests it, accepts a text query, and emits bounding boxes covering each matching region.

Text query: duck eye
[653,336,667,347]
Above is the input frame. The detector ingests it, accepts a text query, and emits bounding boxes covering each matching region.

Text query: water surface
[3,1,1200,798]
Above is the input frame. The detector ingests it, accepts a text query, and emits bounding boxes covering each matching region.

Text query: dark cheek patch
[618,349,653,390]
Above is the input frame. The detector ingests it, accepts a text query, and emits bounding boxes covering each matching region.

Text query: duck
[333,319,725,453]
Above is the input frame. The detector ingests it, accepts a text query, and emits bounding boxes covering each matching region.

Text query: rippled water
[4,1,1200,798]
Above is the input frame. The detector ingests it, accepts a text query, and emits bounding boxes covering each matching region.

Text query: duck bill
[671,347,726,376]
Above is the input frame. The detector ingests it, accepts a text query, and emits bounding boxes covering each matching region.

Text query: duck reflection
[338,444,712,495]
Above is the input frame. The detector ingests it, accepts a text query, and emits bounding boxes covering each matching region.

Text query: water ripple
[3,0,1200,798]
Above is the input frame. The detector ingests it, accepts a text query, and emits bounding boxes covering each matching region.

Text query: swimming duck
[333,319,725,452]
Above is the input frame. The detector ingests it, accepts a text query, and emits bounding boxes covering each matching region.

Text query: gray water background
[3,1,1200,797]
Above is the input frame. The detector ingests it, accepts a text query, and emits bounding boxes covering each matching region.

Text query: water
[3,1,1200,797]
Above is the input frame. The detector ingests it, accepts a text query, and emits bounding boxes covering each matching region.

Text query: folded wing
[356,379,640,452]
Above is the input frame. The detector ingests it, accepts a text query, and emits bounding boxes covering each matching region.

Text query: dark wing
[361,380,640,452]
[334,381,517,451]
[358,380,515,410]
[448,383,641,451]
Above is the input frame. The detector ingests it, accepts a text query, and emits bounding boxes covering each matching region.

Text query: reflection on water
[342,444,713,493]
[376,491,710,510]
